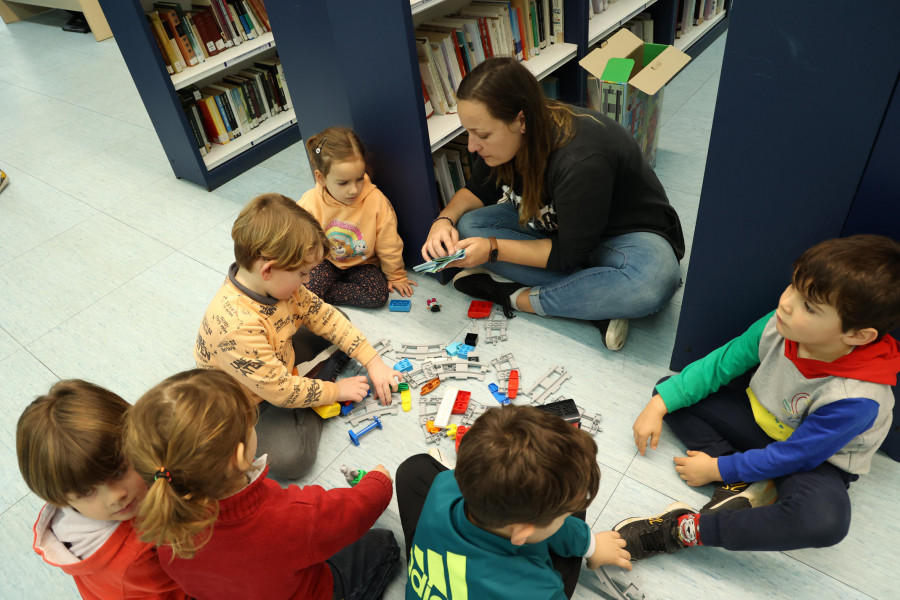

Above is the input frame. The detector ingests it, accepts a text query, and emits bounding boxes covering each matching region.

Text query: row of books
[415,0,566,117]
[677,0,723,38]
[176,58,291,156]
[433,135,475,207]
[146,0,271,75]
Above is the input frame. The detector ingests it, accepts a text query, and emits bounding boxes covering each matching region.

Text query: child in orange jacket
[299,126,416,307]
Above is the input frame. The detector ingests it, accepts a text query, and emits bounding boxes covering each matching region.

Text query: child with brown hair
[125,368,399,600]
[396,405,631,600]
[299,126,416,307]
[195,193,400,479]
[622,234,900,560]
[16,380,187,600]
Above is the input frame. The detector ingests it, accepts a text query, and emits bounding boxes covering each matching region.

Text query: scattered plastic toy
[445,423,459,439]
[389,299,412,312]
[426,298,441,312]
[465,332,478,347]
[445,341,462,356]
[488,383,510,405]
[425,419,441,434]
[399,382,412,412]
[468,300,493,319]
[455,425,469,452]
[340,465,367,487]
[394,358,413,372]
[349,415,383,446]
[340,401,355,416]
[420,377,441,395]
[457,344,474,359]
[507,369,519,399]
[312,403,341,419]
[452,390,471,414]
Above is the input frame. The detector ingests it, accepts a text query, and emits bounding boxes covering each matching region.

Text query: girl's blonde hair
[124,369,258,559]
[305,126,369,177]
[457,57,576,225]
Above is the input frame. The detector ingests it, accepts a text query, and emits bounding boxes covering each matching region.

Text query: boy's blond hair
[455,405,600,528]
[232,193,330,271]
[124,369,258,559]
[16,380,130,506]
[792,234,900,339]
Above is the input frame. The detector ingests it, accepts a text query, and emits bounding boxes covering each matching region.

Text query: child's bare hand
[389,279,418,297]
[586,531,632,570]
[633,394,668,455]
[336,375,369,403]
[369,464,392,483]
[674,450,721,486]
[364,356,400,405]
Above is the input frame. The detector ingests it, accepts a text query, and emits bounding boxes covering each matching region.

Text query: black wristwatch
[488,236,499,263]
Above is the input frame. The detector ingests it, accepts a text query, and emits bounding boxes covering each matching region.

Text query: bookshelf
[588,0,659,47]
[98,0,301,190]
[0,0,112,41]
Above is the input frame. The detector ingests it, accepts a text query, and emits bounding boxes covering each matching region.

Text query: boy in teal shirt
[621,234,900,558]
[397,405,632,599]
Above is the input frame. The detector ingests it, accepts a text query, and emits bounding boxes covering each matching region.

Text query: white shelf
[588,0,658,47]
[426,42,578,151]
[171,32,277,91]
[204,108,297,170]
[674,10,726,52]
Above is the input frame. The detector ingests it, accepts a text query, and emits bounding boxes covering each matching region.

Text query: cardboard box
[580,28,691,168]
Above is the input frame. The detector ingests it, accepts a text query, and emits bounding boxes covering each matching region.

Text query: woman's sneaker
[452,268,521,318]
[594,318,629,351]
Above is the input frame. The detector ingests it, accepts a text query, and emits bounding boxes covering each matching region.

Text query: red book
[189,8,224,56]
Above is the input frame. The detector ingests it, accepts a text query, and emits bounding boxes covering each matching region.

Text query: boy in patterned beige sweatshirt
[195,193,400,479]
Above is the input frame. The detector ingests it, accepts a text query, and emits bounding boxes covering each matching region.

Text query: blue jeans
[456,202,681,320]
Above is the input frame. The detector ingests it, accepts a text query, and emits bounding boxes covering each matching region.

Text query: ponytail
[124,369,258,559]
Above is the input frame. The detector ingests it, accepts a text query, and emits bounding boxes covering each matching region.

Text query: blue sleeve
[717,398,880,482]
[546,516,591,558]
[657,312,770,412]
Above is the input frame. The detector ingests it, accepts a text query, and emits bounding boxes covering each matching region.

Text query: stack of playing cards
[413,249,466,273]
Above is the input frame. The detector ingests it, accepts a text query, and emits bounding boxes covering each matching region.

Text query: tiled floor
[0,11,896,600]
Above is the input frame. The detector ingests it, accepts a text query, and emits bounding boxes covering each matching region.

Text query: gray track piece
[491,353,520,393]
[461,403,487,426]
[404,364,437,387]
[396,343,445,359]
[524,366,571,405]
[347,403,399,426]
[484,319,508,344]
[594,566,646,599]
[371,338,393,358]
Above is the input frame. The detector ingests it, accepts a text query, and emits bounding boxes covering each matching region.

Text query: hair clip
[315,138,327,154]
[154,468,172,483]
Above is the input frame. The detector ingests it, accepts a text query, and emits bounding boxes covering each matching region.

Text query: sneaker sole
[702,479,778,513]
[604,318,629,351]
[613,501,695,532]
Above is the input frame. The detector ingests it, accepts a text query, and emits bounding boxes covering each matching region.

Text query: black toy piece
[464,333,478,347]
[535,398,580,425]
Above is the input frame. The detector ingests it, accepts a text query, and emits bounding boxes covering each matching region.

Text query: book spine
[147,14,174,74]
[150,12,185,73]
[197,96,228,144]
[158,9,199,66]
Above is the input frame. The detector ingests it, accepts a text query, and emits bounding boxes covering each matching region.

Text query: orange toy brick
[455,425,469,452]
[507,370,519,399]
[420,377,441,396]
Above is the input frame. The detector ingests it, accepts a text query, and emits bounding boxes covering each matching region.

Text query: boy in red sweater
[16,380,187,600]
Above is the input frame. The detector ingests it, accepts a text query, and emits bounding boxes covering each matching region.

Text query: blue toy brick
[394,358,413,372]
[445,341,462,356]
[389,299,412,312]
[457,344,474,359]
[488,383,510,405]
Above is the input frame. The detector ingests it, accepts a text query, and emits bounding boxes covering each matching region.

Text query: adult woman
[422,58,684,350]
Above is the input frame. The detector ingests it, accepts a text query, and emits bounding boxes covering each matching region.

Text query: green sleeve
[657,311,773,412]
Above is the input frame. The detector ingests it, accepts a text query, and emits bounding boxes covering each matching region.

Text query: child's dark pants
[658,375,857,551]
